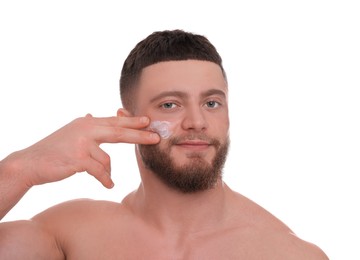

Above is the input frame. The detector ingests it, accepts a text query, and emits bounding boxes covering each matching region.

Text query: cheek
[147,117,182,140]
[147,120,173,139]
[209,113,229,132]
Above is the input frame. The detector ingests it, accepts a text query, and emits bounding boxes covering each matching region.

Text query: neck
[124,154,230,235]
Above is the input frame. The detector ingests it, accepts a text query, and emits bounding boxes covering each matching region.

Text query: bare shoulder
[32,198,131,252]
[281,233,329,259]
[227,190,329,259]
[251,230,329,259]
[0,199,130,259]
[32,198,130,231]
[34,198,125,219]
[0,218,64,259]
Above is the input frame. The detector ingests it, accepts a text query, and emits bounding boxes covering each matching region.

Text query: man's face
[135,60,230,193]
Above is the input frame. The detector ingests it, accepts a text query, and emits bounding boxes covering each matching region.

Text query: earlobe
[117,108,132,117]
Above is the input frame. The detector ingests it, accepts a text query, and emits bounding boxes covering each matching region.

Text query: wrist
[1,151,33,190]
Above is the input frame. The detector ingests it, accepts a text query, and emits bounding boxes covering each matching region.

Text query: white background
[0,1,359,259]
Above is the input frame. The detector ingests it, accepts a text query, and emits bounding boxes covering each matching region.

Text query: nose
[181,105,208,132]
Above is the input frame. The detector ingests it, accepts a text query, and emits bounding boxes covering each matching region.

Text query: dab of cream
[147,121,172,139]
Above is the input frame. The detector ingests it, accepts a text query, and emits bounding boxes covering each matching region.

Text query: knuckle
[76,136,90,149]
[90,163,105,177]
[113,127,126,140]
[73,116,86,125]
[102,153,111,165]
[109,116,120,127]
[75,116,93,128]
[73,137,91,160]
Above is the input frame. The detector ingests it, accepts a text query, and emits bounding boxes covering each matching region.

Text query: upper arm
[0,220,64,260]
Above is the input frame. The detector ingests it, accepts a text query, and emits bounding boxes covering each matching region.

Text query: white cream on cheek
[147,120,173,139]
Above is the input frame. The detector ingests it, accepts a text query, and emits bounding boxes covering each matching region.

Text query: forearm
[0,152,31,220]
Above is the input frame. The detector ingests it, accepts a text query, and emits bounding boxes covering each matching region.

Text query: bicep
[0,220,64,260]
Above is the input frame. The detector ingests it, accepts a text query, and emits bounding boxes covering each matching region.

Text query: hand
[7,113,160,189]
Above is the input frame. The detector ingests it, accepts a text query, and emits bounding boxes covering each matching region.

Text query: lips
[175,140,211,152]
[177,140,210,146]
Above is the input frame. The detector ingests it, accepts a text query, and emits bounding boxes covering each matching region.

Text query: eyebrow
[200,89,227,99]
[149,91,188,103]
[149,89,227,103]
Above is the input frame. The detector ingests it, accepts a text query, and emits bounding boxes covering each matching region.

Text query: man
[0,30,328,259]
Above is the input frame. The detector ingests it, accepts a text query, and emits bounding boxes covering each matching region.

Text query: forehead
[137,60,227,98]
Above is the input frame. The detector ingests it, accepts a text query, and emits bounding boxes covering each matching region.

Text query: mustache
[168,134,221,147]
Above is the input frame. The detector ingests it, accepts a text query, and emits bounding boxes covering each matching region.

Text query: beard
[138,134,229,193]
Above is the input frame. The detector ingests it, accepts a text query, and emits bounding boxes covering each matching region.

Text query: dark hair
[119,29,226,111]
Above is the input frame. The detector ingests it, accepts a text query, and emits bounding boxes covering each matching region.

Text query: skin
[0,60,328,259]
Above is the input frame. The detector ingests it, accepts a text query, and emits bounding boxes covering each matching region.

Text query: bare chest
[66,239,247,260]
[63,225,258,260]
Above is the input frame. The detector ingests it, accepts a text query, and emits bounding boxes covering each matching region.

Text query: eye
[205,100,220,108]
[160,102,179,109]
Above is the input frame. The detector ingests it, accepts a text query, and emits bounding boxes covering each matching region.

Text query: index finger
[93,124,160,144]
[89,115,151,129]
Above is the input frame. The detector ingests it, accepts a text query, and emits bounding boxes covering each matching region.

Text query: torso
[33,190,326,260]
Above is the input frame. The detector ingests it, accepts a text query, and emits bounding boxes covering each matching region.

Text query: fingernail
[107,176,114,189]
[105,172,114,189]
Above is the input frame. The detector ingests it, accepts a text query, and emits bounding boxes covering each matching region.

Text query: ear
[117,108,132,117]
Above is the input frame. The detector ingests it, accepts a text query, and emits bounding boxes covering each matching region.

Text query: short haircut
[119,29,226,111]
